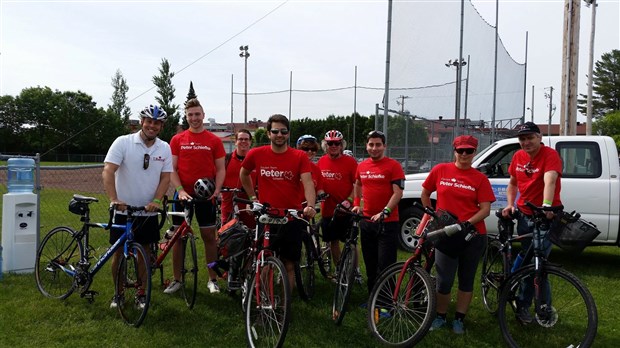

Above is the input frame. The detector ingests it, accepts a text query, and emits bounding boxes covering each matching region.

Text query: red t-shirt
[422,163,496,234]
[242,146,312,210]
[508,145,562,215]
[221,150,257,223]
[299,162,324,204]
[356,157,405,223]
[317,154,358,218]
[170,129,226,195]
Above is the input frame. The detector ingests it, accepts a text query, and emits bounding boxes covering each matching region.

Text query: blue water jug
[7,158,35,193]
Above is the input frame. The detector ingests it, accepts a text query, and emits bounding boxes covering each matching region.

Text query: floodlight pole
[239,45,250,128]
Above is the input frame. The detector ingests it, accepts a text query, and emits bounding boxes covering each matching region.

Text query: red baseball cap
[453,135,478,149]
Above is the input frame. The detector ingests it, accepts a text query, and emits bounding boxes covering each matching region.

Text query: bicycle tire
[497,264,598,348]
[367,262,436,347]
[245,256,291,348]
[116,242,152,327]
[332,244,357,325]
[295,233,316,300]
[35,226,82,299]
[181,233,198,309]
[481,238,508,314]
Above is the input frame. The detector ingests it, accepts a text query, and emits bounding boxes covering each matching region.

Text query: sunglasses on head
[367,130,385,137]
[455,148,475,155]
[326,141,341,146]
[143,154,150,170]
[269,128,289,135]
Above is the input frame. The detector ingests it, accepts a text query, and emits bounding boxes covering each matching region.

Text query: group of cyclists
[103,99,562,338]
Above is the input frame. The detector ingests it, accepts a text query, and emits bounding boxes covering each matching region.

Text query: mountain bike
[495,202,598,348]
[35,194,165,327]
[367,203,464,347]
[151,198,200,309]
[234,197,309,348]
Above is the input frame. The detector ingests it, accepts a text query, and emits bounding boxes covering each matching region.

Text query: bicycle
[234,197,308,348]
[494,202,598,348]
[150,198,200,309]
[35,194,165,327]
[295,194,333,301]
[367,203,465,347]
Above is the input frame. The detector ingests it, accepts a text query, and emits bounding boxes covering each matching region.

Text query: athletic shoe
[452,319,465,334]
[207,280,220,294]
[354,268,363,285]
[430,317,447,331]
[136,295,147,310]
[109,295,124,309]
[163,280,183,294]
[516,306,533,324]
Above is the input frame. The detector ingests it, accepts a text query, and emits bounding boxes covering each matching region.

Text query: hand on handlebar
[303,206,316,219]
[501,205,516,218]
[145,201,160,212]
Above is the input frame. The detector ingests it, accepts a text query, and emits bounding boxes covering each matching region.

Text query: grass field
[1,231,619,347]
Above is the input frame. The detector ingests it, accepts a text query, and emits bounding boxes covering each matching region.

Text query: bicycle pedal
[81,290,99,301]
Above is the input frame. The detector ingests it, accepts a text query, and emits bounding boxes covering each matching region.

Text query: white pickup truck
[397,135,620,251]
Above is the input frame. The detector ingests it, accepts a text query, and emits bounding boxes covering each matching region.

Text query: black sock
[455,312,466,321]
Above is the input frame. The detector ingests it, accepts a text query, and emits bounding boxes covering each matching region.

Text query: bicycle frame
[152,199,195,268]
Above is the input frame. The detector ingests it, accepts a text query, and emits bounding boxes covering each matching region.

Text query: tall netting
[382,0,526,168]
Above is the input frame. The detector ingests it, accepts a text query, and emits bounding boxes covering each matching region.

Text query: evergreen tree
[108,69,131,123]
[181,81,196,130]
[578,49,620,118]
[152,58,181,141]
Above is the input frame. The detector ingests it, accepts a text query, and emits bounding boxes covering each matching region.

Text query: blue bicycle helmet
[139,105,168,122]
[296,134,317,146]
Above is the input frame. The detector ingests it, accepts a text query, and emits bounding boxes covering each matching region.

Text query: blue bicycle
[35,194,166,327]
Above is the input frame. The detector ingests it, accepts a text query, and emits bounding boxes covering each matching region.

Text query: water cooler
[2,158,37,274]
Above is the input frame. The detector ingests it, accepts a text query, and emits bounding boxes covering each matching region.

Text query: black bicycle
[493,202,598,348]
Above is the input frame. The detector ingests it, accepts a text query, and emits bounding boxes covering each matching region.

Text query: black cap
[516,122,541,136]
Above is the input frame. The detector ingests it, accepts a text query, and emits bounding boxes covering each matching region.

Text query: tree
[578,49,620,118]
[593,110,620,149]
[109,69,131,123]
[253,128,269,145]
[152,58,181,141]
[181,81,197,130]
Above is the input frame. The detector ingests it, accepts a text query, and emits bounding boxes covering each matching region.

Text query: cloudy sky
[1,0,618,126]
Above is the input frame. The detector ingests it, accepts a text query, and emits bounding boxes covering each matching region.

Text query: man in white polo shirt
[102,104,173,309]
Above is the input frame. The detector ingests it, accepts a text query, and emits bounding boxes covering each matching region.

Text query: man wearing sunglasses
[167,98,226,294]
[422,135,495,334]
[103,104,173,309]
[502,121,562,324]
[240,114,316,289]
[351,130,405,295]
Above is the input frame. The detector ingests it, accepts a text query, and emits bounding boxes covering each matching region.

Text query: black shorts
[264,219,305,263]
[321,215,352,242]
[171,197,216,228]
[109,214,160,245]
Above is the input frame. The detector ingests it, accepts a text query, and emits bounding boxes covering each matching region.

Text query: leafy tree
[0,95,23,152]
[593,110,620,149]
[578,49,620,117]
[253,128,269,145]
[109,69,131,123]
[152,58,181,141]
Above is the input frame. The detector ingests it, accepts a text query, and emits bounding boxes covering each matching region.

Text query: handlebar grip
[233,196,254,205]
[425,223,462,243]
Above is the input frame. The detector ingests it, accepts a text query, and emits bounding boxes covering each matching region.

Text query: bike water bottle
[511,251,524,273]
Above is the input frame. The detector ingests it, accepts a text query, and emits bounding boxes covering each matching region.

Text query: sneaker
[354,268,363,285]
[136,295,147,310]
[516,306,533,324]
[207,280,220,294]
[430,317,447,331]
[163,280,183,294]
[109,295,123,309]
[452,319,465,334]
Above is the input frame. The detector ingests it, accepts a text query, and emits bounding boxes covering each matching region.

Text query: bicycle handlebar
[333,203,370,222]
[413,201,440,219]
[106,203,167,231]
[524,201,564,214]
[424,223,462,243]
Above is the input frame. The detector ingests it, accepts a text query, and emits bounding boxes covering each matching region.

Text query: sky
[1,0,619,127]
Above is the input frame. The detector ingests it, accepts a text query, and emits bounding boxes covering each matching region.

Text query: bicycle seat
[72,194,99,203]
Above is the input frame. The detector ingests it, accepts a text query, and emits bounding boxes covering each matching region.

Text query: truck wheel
[398,206,424,252]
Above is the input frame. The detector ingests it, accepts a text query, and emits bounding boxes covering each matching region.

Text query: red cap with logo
[453,135,478,149]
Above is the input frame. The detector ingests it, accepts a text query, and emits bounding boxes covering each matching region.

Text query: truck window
[481,143,521,178]
[556,141,602,178]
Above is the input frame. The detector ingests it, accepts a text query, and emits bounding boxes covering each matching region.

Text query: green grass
[1,234,619,347]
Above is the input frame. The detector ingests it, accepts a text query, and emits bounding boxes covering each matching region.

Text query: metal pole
[288,71,293,141]
[239,45,250,128]
[383,0,393,144]
[491,0,499,142]
[375,103,380,131]
[586,0,597,135]
[230,74,234,131]
[464,54,470,133]
[522,31,529,125]
[353,66,358,157]
[531,85,535,122]
[455,0,466,138]
[548,86,554,142]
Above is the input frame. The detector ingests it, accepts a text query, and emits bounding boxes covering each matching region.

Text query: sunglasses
[237,137,251,142]
[143,154,150,170]
[301,148,317,152]
[326,141,342,146]
[524,162,534,177]
[269,128,289,135]
[367,130,385,137]
[455,148,475,155]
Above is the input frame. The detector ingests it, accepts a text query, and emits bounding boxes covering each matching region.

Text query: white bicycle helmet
[194,178,215,198]
[343,150,353,157]
[139,105,168,122]
[296,134,317,146]
[324,130,343,141]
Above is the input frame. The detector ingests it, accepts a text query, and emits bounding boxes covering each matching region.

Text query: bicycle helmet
[296,134,317,146]
[343,150,353,157]
[194,178,215,198]
[139,105,168,122]
[324,130,343,141]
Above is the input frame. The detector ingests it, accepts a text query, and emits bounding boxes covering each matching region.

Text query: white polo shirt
[104,131,173,210]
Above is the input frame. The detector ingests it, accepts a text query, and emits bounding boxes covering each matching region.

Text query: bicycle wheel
[181,233,198,309]
[295,233,316,300]
[481,238,508,314]
[35,226,82,299]
[332,244,357,325]
[367,262,436,347]
[116,242,152,327]
[245,256,291,348]
[497,264,598,348]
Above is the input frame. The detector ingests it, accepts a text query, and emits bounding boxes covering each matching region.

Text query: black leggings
[435,234,486,294]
